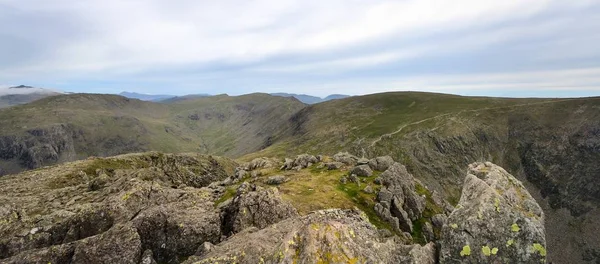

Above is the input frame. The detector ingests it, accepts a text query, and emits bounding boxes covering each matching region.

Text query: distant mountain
[159,94,211,103]
[270,93,351,104]
[323,94,350,101]
[0,85,63,108]
[270,93,323,104]
[119,91,176,102]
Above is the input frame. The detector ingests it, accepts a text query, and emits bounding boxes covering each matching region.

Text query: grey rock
[265,175,286,185]
[351,164,373,177]
[140,249,157,264]
[195,242,214,256]
[363,185,374,194]
[71,225,142,264]
[221,184,298,235]
[432,214,447,229]
[340,176,348,184]
[185,209,436,264]
[423,222,435,242]
[281,154,319,170]
[373,163,425,233]
[348,174,359,183]
[357,158,370,165]
[439,162,546,264]
[332,152,359,165]
[325,162,344,170]
[374,177,382,185]
[368,156,395,171]
[241,157,278,171]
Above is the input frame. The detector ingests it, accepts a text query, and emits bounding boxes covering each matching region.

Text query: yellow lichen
[460,245,471,256]
[494,198,500,212]
[506,239,514,247]
[511,223,520,232]
[450,223,458,229]
[482,246,491,256]
[491,247,498,255]
[532,243,547,257]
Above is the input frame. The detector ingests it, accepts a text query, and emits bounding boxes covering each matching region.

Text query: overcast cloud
[1,0,599,97]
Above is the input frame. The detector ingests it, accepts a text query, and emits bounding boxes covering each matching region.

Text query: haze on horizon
[1,0,599,98]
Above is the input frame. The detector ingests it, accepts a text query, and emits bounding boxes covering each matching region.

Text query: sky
[1,0,600,98]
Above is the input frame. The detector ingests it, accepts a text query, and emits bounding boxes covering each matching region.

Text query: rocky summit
[0,151,546,263]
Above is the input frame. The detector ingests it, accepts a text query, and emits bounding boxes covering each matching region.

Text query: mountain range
[0,85,63,108]
[0,91,598,263]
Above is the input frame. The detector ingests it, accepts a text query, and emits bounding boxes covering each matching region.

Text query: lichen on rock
[439,162,546,263]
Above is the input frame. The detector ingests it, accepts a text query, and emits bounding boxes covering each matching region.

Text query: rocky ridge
[0,152,546,263]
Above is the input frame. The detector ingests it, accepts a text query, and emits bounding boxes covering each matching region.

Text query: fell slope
[0,93,304,175]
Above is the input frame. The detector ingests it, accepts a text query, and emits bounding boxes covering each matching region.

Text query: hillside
[247,92,600,263]
[0,93,304,175]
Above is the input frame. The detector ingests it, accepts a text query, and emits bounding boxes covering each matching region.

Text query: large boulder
[221,183,298,235]
[350,164,373,177]
[373,163,425,233]
[439,162,546,264]
[368,156,395,171]
[185,209,436,264]
[265,175,286,185]
[280,154,319,170]
[332,152,359,166]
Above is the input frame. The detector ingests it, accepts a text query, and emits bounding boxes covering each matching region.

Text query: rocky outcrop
[185,209,436,264]
[221,183,298,236]
[332,152,359,165]
[239,157,278,171]
[0,152,237,264]
[280,154,319,170]
[439,162,546,264]
[374,162,426,233]
[368,156,395,171]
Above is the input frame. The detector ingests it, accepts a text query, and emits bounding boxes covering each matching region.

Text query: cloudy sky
[1,0,600,97]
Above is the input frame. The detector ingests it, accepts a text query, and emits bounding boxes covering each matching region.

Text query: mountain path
[368,98,579,148]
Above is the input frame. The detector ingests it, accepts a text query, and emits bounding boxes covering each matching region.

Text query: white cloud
[0,0,599,97]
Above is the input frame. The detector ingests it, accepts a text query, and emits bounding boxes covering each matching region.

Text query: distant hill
[0,93,304,174]
[323,94,350,101]
[159,94,212,103]
[270,93,350,104]
[119,91,176,101]
[0,85,63,108]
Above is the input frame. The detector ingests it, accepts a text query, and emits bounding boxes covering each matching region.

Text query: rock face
[221,183,298,235]
[186,209,436,264]
[0,124,76,173]
[350,164,373,177]
[439,162,546,264]
[368,156,395,171]
[374,162,426,233]
[280,154,319,170]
